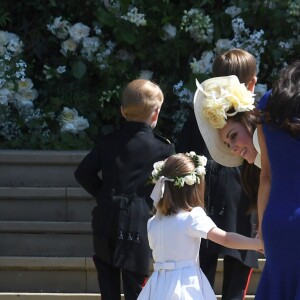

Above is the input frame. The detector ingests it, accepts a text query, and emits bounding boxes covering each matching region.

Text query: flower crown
[151,151,207,188]
[196,76,255,129]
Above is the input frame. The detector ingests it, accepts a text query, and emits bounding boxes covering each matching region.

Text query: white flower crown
[196,77,255,129]
[151,151,207,188]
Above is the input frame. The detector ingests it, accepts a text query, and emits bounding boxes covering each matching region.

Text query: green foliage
[0,0,299,150]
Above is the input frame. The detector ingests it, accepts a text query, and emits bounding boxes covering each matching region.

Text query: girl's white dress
[138,207,217,300]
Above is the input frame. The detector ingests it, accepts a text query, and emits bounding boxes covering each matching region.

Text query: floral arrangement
[151,152,207,188]
[0,1,299,149]
[198,76,255,129]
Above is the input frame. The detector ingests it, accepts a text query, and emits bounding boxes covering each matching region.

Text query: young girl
[138,152,262,300]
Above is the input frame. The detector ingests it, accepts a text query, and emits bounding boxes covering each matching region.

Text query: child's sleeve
[187,207,216,239]
[74,142,103,198]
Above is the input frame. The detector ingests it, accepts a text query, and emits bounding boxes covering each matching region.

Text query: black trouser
[200,250,252,300]
[93,255,146,300]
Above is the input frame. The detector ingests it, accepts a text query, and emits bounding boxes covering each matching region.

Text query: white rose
[69,22,90,42]
[73,116,89,132]
[195,166,206,176]
[61,123,77,134]
[61,107,78,123]
[162,23,177,41]
[226,85,255,115]
[198,155,207,166]
[188,151,196,156]
[60,38,78,56]
[153,161,164,171]
[184,174,196,185]
[201,76,255,128]
[17,78,34,92]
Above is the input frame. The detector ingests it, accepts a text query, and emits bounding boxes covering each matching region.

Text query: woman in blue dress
[255,61,300,299]
[193,67,300,299]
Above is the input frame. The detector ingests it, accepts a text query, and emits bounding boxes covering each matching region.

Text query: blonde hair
[212,49,256,87]
[121,79,164,121]
[157,153,205,216]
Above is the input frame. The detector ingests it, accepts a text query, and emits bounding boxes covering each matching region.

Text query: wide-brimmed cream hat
[193,75,255,167]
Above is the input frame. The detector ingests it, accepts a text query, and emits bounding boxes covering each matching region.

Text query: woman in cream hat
[193,75,260,168]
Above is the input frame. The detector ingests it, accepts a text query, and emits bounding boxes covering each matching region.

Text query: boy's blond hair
[121,79,164,121]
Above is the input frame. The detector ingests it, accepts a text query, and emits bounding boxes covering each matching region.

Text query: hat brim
[193,76,244,167]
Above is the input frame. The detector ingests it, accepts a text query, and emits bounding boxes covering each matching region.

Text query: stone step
[0,187,95,222]
[0,293,256,299]
[0,221,93,257]
[0,257,98,293]
[0,150,87,187]
[0,256,265,295]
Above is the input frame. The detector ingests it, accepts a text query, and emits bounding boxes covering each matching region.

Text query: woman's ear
[247,76,257,93]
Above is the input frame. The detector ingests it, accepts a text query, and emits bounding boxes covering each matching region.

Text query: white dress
[138,207,217,300]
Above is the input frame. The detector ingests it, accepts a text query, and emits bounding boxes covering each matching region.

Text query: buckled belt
[153,260,196,271]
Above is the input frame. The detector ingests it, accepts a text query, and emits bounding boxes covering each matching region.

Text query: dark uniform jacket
[74,121,175,275]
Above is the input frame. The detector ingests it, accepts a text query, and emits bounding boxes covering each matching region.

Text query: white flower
[61,123,77,134]
[0,31,9,46]
[153,161,165,171]
[69,23,90,42]
[15,89,39,106]
[152,160,165,181]
[0,88,13,105]
[60,107,89,134]
[0,45,6,56]
[190,50,214,74]
[17,78,34,92]
[81,36,100,61]
[6,34,23,55]
[139,70,153,80]
[254,83,268,103]
[120,7,147,27]
[195,166,206,175]
[162,23,177,41]
[60,38,78,56]
[198,155,207,167]
[47,17,70,39]
[56,66,66,74]
[214,39,233,53]
[61,107,78,123]
[73,116,89,131]
[184,174,196,185]
[225,6,242,18]
[199,77,255,129]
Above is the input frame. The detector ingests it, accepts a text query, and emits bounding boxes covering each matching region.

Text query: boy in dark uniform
[74,79,175,300]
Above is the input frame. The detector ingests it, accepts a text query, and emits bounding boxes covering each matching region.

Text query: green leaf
[72,61,87,79]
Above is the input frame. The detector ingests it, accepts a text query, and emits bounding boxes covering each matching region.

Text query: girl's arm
[207,227,263,251]
[257,124,271,241]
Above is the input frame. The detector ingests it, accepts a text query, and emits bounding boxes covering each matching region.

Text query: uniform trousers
[93,255,146,300]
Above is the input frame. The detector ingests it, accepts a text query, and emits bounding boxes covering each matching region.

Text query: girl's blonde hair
[121,79,164,121]
[157,153,205,216]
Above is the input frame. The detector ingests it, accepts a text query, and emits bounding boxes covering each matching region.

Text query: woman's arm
[257,124,271,241]
[207,227,263,251]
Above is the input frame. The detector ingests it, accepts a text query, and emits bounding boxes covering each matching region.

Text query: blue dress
[255,91,300,299]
